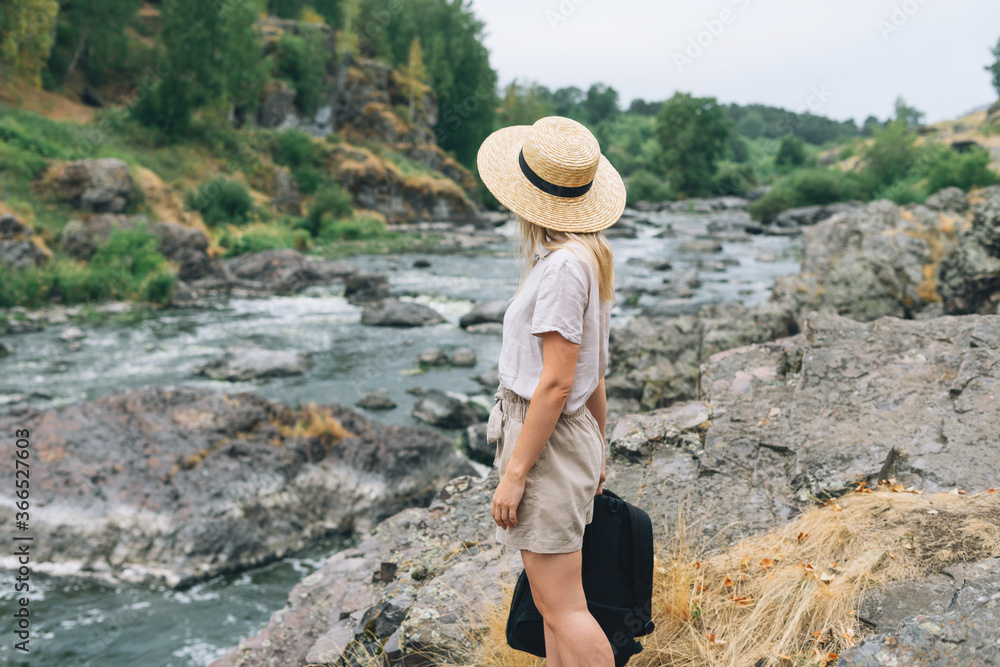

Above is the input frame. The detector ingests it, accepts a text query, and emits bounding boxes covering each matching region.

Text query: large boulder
[0,386,476,588]
[0,212,50,269]
[769,201,863,230]
[771,200,959,323]
[44,158,135,213]
[208,248,358,297]
[361,298,446,327]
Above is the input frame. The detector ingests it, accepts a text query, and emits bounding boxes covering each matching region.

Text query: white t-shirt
[498,240,612,414]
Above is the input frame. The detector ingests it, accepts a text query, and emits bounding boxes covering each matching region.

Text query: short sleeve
[530,255,589,345]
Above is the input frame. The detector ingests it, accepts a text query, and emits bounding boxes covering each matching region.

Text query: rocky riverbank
[209,310,1000,665]
[0,385,474,588]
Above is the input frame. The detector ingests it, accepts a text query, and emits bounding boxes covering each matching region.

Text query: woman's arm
[491,331,579,530]
[585,375,608,494]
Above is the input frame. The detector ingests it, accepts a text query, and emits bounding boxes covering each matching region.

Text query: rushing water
[0,214,799,665]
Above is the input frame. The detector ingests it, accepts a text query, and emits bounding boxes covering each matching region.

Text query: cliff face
[255,17,479,224]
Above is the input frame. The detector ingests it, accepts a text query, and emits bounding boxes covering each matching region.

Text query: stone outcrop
[938,184,1000,315]
[771,187,1000,324]
[43,158,135,213]
[606,301,798,413]
[0,385,476,588]
[0,212,50,269]
[210,311,1000,665]
[841,558,1000,666]
[327,144,478,225]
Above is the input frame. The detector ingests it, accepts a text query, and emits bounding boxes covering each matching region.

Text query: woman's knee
[521,549,588,619]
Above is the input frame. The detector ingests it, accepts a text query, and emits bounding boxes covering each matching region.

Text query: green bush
[626,169,674,203]
[273,129,318,168]
[318,215,388,241]
[184,177,254,226]
[304,184,354,237]
[861,119,920,189]
[875,179,926,206]
[714,162,755,196]
[218,221,301,257]
[920,142,999,193]
[0,222,175,308]
[748,168,863,221]
[775,134,806,173]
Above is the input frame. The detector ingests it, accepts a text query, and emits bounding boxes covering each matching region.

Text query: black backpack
[505,488,655,667]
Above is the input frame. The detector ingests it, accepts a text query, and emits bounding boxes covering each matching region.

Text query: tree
[497,80,555,126]
[132,0,266,136]
[355,0,497,168]
[552,86,584,118]
[53,0,141,85]
[405,37,428,122]
[655,92,733,197]
[861,115,885,137]
[861,118,919,188]
[628,98,662,117]
[582,83,619,125]
[988,36,1000,98]
[894,96,925,127]
[775,134,806,172]
[0,0,58,86]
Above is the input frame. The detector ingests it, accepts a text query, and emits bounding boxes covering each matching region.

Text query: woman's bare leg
[521,549,613,667]
[543,621,563,667]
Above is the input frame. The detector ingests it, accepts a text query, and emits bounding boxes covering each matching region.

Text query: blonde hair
[511,214,616,305]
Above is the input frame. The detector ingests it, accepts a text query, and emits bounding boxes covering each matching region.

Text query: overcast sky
[467,0,1000,126]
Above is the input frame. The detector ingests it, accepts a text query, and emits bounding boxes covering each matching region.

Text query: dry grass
[445,485,999,667]
[277,402,352,450]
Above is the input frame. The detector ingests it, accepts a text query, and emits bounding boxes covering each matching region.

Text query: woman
[478,115,625,666]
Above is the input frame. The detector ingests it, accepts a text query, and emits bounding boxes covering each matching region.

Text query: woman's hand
[492,471,526,530]
[596,460,606,496]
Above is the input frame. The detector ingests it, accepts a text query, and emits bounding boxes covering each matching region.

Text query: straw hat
[477,116,626,233]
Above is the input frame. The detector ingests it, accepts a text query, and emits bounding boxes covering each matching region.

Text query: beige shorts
[486,383,606,554]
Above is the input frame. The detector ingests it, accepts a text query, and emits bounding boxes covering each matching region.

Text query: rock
[678,239,723,254]
[771,200,952,323]
[256,79,296,128]
[608,301,798,412]
[195,340,314,381]
[412,389,478,428]
[356,389,397,410]
[0,341,11,358]
[343,269,391,304]
[459,299,509,329]
[148,221,216,282]
[412,257,431,268]
[270,166,302,215]
[770,201,863,228]
[938,185,1000,315]
[44,158,135,213]
[0,213,49,269]
[0,386,476,588]
[327,144,479,225]
[58,326,85,343]
[464,422,495,465]
[361,298,446,327]
[609,400,711,461]
[925,186,969,213]
[81,85,104,108]
[415,347,448,366]
[208,248,357,297]
[448,347,476,367]
[841,558,1000,666]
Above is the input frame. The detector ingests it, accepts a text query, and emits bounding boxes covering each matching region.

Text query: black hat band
[518,149,594,199]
